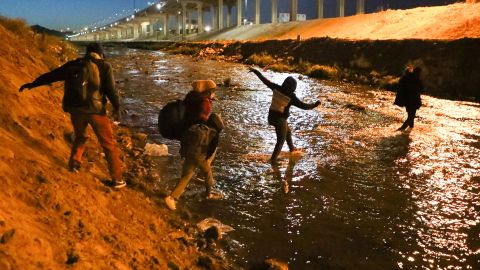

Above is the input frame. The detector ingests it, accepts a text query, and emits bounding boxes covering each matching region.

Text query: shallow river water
[108,48,480,269]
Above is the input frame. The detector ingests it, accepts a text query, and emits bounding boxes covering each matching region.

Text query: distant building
[278,13,306,23]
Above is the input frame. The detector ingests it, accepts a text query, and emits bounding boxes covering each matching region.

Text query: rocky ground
[0,20,233,270]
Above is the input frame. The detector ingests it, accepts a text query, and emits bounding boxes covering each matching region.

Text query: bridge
[69,0,365,41]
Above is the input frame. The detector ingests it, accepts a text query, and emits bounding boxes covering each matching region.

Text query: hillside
[198,3,480,41]
[31,24,70,38]
[0,19,225,270]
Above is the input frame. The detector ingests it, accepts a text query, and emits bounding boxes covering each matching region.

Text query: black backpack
[63,58,102,112]
[158,100,185,140]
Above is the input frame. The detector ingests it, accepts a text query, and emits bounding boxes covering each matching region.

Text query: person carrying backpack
[394,67,424,131]
[250,67,321,165]
[164,80,224,211]
[19,43,125,189]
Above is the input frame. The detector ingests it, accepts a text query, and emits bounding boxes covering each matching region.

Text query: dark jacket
[251,69,318,123]
[29,54,119,115]
[394,71,423,110]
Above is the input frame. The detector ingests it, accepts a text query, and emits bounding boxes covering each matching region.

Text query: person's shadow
[271,154,300,194]
[377,131,412,165]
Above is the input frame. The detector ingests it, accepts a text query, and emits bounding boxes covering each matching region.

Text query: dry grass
[167,45,198,55]
[246,53,277,67]
[269,63,292,72]
[0,16,30,38]
[304,64,339,80]
[0,16,78,68]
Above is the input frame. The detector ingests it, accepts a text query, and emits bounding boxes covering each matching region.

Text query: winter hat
[192,80,217,100]
[85,43,105,59]
[192,80,216,92]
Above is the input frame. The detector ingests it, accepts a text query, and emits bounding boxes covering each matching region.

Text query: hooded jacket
[251,69,318,121]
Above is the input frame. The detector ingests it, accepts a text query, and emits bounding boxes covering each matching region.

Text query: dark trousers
[270,117,294,161]
[69,114,122,182]
[399,108,417,130]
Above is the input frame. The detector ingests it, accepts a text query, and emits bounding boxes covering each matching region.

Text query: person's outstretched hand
[19,83,34,92]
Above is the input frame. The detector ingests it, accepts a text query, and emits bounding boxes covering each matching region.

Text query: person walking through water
[19,43,125,189]
[164,80,224,211]
[394,67,424,131]
[249,67,320,164]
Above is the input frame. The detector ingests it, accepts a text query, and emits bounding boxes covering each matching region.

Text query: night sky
[0,0,458,31]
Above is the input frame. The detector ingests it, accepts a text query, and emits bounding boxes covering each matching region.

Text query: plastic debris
[144,143,169,156]
[197,218,234,234]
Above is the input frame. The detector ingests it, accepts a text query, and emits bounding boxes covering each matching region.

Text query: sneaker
[164,196,176,210]
[113,180,127,189]
[68,161,81,173]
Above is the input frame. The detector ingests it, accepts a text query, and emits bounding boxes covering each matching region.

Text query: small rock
[36,174,48,184]
[264,258,288,270]
[197,256,216,270]
[0,229,15,244]
[223,78,231,87]
[149,223,157,233]
[167,261,180,270]
[196,238,207,250]
[66,250,80,265]
[204,226,221,242]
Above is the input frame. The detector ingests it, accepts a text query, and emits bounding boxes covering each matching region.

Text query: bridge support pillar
[149,21,156,37]
[236,0,242,26]
[356,0,364,14]
[197,3,203,33]
[271,0,278,23]
[133,24,140,39]
[186,9,191,34]
[226,5,232,27]
[211,5,217,30]
[338,0,345,17]
[182,3,187,38]
[176,14,181,35]
[254,0,260,24]
[317,0,324,18]
[163,14,169,38]
[290,0,298,21]
[218,0,224,29]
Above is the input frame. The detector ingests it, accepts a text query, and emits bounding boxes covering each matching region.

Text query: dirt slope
[199,3,480,41]
[0,24,222,270]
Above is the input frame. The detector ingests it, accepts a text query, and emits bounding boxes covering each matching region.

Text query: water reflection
[108,48,480,269]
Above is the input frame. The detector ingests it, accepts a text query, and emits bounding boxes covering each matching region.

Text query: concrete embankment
[97,38,480,101]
